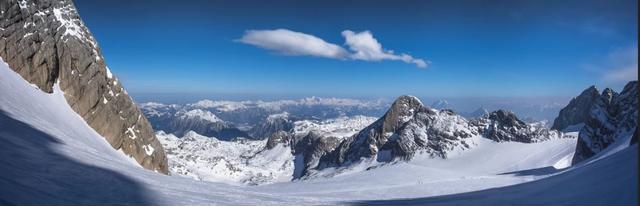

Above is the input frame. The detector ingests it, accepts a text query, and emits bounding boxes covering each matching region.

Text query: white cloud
[238,29,349,59]
[238,29,428,68]
[342,30,427,68]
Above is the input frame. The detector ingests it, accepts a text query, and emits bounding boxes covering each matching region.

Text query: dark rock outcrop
[472,110,561,143]
[551,86,600,131]
[571,81,638,164]
[249,113,295,139]
[265,131,293,150]
[0,0,167,173]
[264,130,340,178]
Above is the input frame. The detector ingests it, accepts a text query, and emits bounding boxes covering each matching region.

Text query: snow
[0,58,636,205]
[105,66,113,79]
[18,0,28,9]
[267,112,289,121]
[190,100,249,111]
[180,109,222,123]
[143,145,155,156]
[292,115,377,138]
[23,21,35,28]
[157,131,294,185]
[125,125,137,139]
[22,32,34,38]
[53,6,84,40]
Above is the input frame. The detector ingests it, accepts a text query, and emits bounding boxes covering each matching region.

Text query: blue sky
[74,0,637,99]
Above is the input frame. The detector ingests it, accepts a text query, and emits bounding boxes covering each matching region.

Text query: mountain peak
[486,110,526,128]
[394,95,423,106]
[551,84,603,131]
[430,99,450,110]
[383,95,426,130]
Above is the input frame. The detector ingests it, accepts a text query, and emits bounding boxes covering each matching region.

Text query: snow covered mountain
[248,112,296,139]
[156,114,378,184]
[140,98,387,140]
[570,81,638,164]
[1,58,636,204]
[140,103,250,140]
[430,99,451,110]
[471,110,563,143]
[157,131,295,185]
[312,96,566,173]
[0,0,167,173]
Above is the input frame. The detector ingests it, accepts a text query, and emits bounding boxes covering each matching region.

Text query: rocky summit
[571,81,638,164]
[311,95,563,173]
[0,0,167,173]
[551,86,601,131]
[472,110,562,143]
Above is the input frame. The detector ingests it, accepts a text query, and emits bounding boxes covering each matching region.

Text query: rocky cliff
[0,0,167,173]
[472,110,562,143]
[551,86,600,131]
[572,81,638,164]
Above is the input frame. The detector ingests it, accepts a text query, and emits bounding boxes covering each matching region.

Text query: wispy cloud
[602,46,638,82]
[238,29,428,68]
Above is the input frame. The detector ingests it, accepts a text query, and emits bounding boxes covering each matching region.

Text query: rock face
[265,130,341,178]
[472,110,562,143]
[249,112,295,139]
[312,96,564,173]
[572,81,638,164]
[0,0,167,173]
[551,86,600,131]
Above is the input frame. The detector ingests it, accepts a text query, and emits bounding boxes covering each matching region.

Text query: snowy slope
[158,131,295,185]
[1,59,637,205]
[351,145,638,206]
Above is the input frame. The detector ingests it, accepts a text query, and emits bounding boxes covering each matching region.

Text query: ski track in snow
[0,59,637,205]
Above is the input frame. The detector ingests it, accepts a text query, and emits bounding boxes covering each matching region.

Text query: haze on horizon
[74,0,638,99]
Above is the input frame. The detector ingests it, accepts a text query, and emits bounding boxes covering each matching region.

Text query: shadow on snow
[0,110,156,206]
